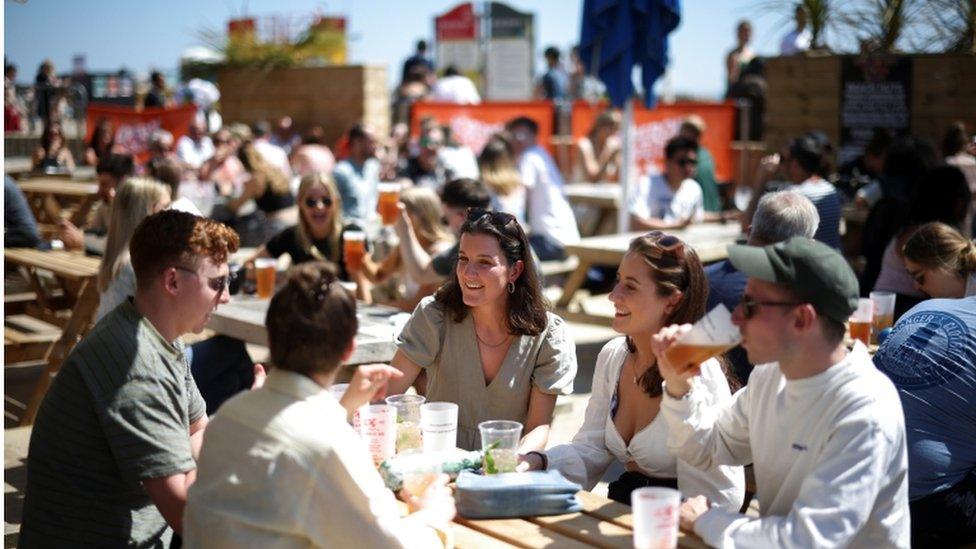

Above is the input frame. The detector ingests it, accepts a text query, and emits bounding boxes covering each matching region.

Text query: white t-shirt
[430,75,481,104]
[780,28,812,55]
[518,144,580,247]
[175,136,214,169]
[546,337,744,511]
[629,174,704,224]
[661,343,910,548]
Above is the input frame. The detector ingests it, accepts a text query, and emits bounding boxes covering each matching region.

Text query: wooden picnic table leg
[556,259,591,310]
[20,276,101,426]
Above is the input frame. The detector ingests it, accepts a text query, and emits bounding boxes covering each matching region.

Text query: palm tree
[839,0,925,53]
[919,0,976,53]
[753,0,847,51]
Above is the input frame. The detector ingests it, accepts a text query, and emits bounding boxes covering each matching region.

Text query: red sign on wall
[86,104,198,164]
[436,3,478,40]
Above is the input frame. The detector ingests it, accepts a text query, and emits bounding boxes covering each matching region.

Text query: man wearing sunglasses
[653,237,910,548]
[22,210,241,547]
[629,135,705,231]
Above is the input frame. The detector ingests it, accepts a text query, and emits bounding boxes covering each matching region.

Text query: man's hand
[57,219,84,250]
[251,363,267,389]
[339,364,404,413]
[651,324,700,398]
[679,495,710,533]
[403,473,456,524]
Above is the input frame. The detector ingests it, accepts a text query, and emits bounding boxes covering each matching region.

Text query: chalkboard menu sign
[839,55,912,166]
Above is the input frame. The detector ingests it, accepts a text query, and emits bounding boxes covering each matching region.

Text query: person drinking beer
[248,172,371,302]
[518,232,744,509]
[652,237,910,548]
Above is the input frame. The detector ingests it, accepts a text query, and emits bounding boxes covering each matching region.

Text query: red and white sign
[86,104,197,164]
[435,3,477,40]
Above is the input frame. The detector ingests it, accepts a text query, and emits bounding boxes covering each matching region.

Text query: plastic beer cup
[343,231,366,272]
[254,258,277,299]
[869,291,896,345]
[849,298,873,346]
[632,487,681,549]
[376,183,401,226]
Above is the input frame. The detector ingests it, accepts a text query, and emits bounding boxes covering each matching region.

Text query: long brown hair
[295,172,344,264]
[903,222,976,278]
[238,142,290,196]
[624,232,739,396]
[434,210,548,335]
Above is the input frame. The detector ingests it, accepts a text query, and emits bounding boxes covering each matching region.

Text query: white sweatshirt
[546,338,744,511]
[660,342,911,548]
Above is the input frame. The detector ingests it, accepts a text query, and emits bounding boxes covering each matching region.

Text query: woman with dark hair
[519,232,744,508]
[388,210,577,451]
[903,222,976,298]
[84,117,116,166]
[32,120,75,172]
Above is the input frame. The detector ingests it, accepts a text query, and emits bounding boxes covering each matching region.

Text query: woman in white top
[903,222,976,298]
[519,231,745,509]
[478,135,527,224]
[96,177,171,320]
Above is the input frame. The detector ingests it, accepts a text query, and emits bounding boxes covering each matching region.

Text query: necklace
[473,323,512,348]
[630,353,655,385]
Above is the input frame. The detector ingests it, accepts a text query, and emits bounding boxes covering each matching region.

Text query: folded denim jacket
[455,470,583,519]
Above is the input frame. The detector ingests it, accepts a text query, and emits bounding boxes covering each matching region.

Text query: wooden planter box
[764,53,976,152]
[218,65,390,149]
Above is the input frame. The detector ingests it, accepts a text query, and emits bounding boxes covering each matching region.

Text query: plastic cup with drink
[343,231,366,272]
[360,404,396,465]
[420,402,458,454]
[632,487,681,549]
[385,394,425,453]
[254,258,277,299]
[849,298,873,346]
[478,420,522,474]
[663,304,741,370]
[869,291,895,345]
[377,183,401,226]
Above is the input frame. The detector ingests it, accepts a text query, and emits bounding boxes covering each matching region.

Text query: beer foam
[676,304,741,346]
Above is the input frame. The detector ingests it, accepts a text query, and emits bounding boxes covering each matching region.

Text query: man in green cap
[652,237,910,548]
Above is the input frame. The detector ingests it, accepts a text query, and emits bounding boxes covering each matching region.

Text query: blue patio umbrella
[579,0,681,231]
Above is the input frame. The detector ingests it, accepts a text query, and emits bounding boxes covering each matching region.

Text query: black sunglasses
[304,197,334,208]
[174,266,236,293]
[739,296,803,319]
[467,208,516,226]
[677,158,698,167]
[643,231,685,259]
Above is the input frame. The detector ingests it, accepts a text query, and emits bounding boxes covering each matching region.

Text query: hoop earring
[507,281,515,294]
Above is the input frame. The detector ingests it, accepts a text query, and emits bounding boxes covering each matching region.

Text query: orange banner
[86,104,198,164]
[571,101,736,182]
[410,101,554,155]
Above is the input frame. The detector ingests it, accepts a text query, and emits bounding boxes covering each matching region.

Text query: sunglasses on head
[173,266,236,293]
[643,231,685,259]
[467,208,516,226]
[304,197,333,208]
[738,296,803,319]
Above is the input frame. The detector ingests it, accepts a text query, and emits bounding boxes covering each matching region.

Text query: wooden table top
[207,296,402,366]
[407,490,707,548]
[566,222,745,265]
[4,248,101,279]
[16,179,99,196]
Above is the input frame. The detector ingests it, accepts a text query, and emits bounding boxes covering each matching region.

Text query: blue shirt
[704,259,752,384]
[332,158,380,223]
[873,297,976,500]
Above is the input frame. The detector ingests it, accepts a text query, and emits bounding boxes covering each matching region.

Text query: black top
[143,89,165,108]
[430,242,458,277]
[254,184,295,214]
[265,224,365,280]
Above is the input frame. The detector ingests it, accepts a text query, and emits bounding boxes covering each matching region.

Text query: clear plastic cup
[386,394,425,453]
[870,291,896,344]
[360,404,396,465]
[849,297,873,346]
[632,487,681,549]
[478,420,522,474]
[420,402,458,454]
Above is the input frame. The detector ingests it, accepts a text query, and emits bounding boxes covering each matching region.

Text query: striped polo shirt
[789,177,844,250]
[20,299,206,547]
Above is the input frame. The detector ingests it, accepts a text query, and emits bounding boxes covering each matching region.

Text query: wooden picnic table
[564,183,621,237]
[16,178,100,229]
[555,223,744,323]
[399,490,708,548]
[207,295,402,366]
[4,157,96,181]
[4,248,102,425]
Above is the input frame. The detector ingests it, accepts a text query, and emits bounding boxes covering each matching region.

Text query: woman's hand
[57,219,85,251]
[679,495,710,533]
[403,473,456,523]
[339,363,404,413]
[650,324,699,398]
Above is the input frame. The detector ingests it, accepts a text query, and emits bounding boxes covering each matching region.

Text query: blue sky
[5,0,803,99]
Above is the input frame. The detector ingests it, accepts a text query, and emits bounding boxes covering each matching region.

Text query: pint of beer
[343,231,366,272]
[848,298,873,346]
[377,183,401,225]
[254,258,277,299]
[870,291,895,345]
[664,305,741,369]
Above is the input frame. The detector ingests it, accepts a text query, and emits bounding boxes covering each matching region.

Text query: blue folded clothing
[455,470,583,519]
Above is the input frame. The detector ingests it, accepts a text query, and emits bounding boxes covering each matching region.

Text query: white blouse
[546,337,745,511]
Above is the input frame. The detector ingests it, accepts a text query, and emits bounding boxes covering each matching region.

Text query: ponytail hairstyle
[903,222,976,279]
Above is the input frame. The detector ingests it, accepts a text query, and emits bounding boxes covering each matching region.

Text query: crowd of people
[6,20,976,549]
